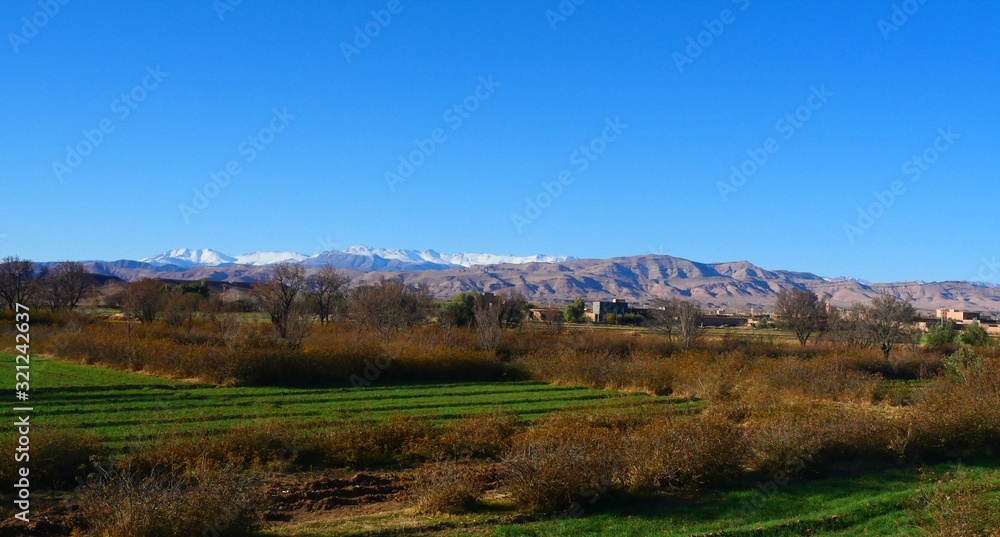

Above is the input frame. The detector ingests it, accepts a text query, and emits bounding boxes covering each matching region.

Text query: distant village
[529,298,1000,334]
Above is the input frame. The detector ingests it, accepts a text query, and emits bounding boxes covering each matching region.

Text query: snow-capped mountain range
[140,247,574,270]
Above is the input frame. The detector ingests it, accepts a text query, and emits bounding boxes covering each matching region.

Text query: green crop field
[4,355,685,446]
[263,462,1000,536]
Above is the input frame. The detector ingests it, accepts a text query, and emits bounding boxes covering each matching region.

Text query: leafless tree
[0,256,36,311]
[164,289,202,333]
[251,262,310,345]
[648,298,679,339]
[308,264,349,325]
[348,276,429,341]
[204,296,242,343]
[675,299,704,351]
[851,293,917,360]
[39,261,93,312]
[473,296,504,351]
[648,297,703,350]
[122,278,165,324]
[774,288,828,346]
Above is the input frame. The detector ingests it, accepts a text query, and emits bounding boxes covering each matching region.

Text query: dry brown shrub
[500,422,621,512]
[915,469,1000,537]
[669,351,746,402]
[739,357,882,405]
[317,415,439,468]
[410,460,488,514]
[436,412,525,459]
[743,404,908,476]
[78,458,265,537]
[514,348,674,395]
[908,380,1000,459]
[0,427,104,490]
[44,321,508,386]
[622,411,743,492]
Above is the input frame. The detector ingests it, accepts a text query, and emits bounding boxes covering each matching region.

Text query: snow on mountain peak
[339,246,574,268]
[141,246,573,270]
[140,248,236,268]
[234,252,307,266]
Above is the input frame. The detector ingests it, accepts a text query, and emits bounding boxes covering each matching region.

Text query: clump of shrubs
[45,322,507,386]
[78,458,265,537]
[0,428,104,490]
[622,411,742,492]
[914,469,1000,537]
[410,460,489,514]
[501,422,621,512]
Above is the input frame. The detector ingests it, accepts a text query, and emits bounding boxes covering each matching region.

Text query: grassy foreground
[263,462,1000,536]
[12,356,679,445]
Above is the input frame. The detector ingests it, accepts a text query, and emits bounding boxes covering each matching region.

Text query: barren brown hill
[73,255,1000,313]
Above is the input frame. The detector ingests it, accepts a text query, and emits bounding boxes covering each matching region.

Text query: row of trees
[771,288,927,359]
[3,255,969,359]
[0,256,93,312]
[563,289,928,360]
[116,263,463,348]
[440,290,529,350]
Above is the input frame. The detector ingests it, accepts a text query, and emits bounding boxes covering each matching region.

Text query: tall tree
[308,264,349,325]
[0,256,36,311]
[40,261,93,312]
[774,288,828,346]
[674,299,704,351]
[440,291,477,329]
[122,278,165,324]
[649,298,703,350]
[473,295,504,351]
[348,276,429,341]
[251,262,309,343]
[851,293,916,360]
[498,290,529,329]
[563,298,586,323]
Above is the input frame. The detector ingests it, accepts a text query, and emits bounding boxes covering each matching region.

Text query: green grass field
[263,462,1000,536]
[9,354,999,536]
[7,355,682,446]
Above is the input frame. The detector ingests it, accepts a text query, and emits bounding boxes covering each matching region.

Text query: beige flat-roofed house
[937,309,981,322]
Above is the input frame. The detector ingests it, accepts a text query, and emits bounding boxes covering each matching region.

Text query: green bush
[961,322,991,347]
[925,320,958,347]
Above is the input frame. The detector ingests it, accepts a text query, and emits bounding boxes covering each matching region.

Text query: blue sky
[1,0,997,283]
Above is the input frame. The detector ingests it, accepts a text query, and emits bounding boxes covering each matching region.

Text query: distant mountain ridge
[138,246,575,271]
[58,249,1000,313]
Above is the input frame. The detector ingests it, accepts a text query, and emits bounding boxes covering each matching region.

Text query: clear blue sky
[2,0,997,283]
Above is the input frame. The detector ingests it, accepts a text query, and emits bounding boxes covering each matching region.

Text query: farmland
[15,356,678,446]
[263,462,1000,536]
[1,307,999,536]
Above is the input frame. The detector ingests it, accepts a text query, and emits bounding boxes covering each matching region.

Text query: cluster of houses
[528,298,1000,335]
[529,299,752,327]
[921,308,1000,335]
